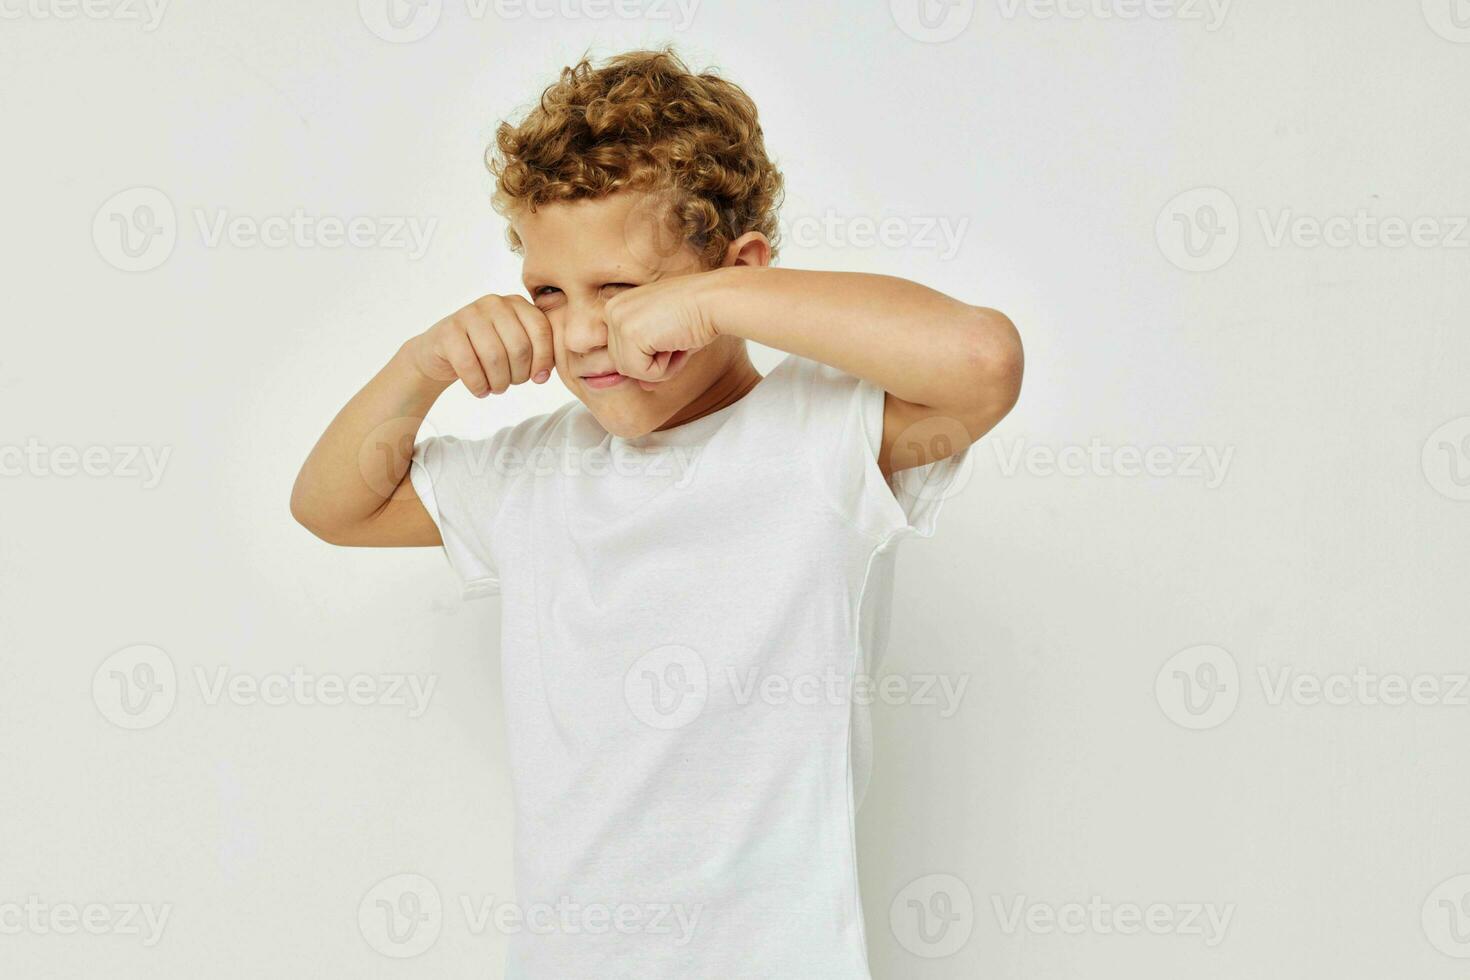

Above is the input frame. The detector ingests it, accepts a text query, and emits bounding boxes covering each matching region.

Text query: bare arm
[289,346,449,546]
[290,294,555,546]
[606,266,1024,476]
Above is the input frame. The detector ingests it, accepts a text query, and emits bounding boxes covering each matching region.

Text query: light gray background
[3,0,1469,977]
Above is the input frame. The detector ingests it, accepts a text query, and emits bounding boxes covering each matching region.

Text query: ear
[721,231,772,269]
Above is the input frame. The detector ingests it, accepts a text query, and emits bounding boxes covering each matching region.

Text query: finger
[631,350,685,391]
[510,297,556,383]
[619,349,660,384]
[464,315,513,394]
[658,349,690,380]
[491,306,535,385]
[442,328,490,397]
[605,319,654,382]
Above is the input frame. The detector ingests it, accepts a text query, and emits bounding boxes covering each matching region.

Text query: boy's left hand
[604,273,721,390]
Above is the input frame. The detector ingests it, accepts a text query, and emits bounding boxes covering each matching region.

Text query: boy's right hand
[407,294,556,397]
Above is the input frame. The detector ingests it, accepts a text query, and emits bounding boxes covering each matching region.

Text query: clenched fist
[408,294,555,397]
[604,273,721,389]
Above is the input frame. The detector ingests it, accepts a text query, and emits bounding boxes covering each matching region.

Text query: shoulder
[760,353,865,408]
[753,355,873,440]
[429,399,585,455]
[414,399,590,489]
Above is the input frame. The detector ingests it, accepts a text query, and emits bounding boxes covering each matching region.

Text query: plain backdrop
[3,1,1469,977]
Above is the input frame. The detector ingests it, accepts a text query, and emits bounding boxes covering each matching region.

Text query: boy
[292,48,1021,979]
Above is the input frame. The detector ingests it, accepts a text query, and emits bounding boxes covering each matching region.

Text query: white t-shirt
[411,354,969,979]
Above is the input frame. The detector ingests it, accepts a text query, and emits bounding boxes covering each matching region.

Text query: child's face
[515,190,743,438]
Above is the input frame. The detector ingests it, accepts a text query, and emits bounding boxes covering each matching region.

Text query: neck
[657,348,763,431]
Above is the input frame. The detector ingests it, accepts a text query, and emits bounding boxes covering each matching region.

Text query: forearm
[290,344,450,540]
[703,266,1020,415]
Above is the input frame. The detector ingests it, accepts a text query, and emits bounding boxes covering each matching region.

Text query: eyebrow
[521,267,654,290]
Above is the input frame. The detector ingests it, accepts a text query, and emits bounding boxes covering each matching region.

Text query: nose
[561,297,608,356]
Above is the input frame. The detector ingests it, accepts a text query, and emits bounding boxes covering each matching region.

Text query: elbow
[962,306,1024,426]
[290,496,327,542]
[290,479,342,545]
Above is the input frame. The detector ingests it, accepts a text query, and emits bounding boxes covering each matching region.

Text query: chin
[577,388,673,439]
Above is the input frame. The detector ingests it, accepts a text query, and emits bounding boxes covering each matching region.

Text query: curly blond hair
[488,47,784,268]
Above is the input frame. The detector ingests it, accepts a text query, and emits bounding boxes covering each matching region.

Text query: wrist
[699,265,761,340]
[392,339,455,395]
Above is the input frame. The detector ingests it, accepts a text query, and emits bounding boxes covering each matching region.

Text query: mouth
[579,371,629,390]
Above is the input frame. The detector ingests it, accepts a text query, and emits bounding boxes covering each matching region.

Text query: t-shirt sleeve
[779,355,973,544]
[409,432,507,600]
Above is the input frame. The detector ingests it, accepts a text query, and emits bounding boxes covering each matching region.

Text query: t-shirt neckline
[610,374,767,451]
